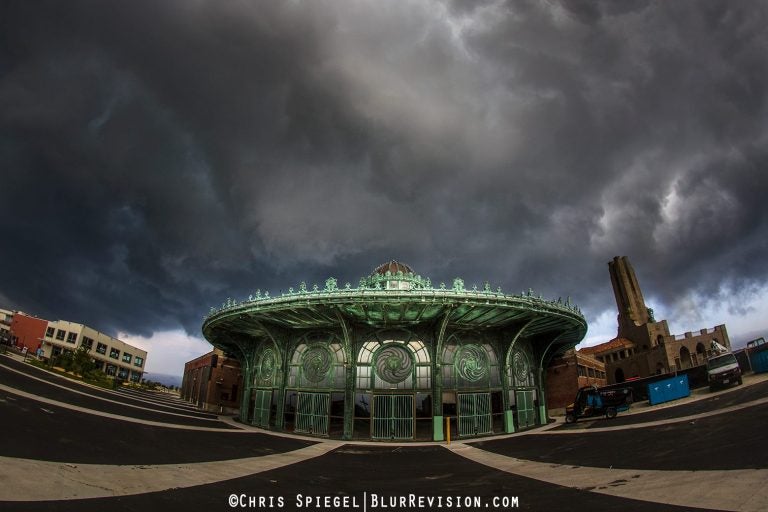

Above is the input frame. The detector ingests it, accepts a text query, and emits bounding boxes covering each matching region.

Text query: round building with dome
[202,261,587,441]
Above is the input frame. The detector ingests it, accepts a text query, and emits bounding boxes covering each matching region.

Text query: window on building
[52,346,62,357]
[96,342,107,354]
[587,367,595,377]
[109,348,120,359]
[66,332,77,344]
[122,353,132,364]
[105,364,116,376]
[45,327,55,338]
[577,365,586,377]
[81,337,94,350]
[117,367,128,379]
[55,329,66,340]
[134,356,144,367]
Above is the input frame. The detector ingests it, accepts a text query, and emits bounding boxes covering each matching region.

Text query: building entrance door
[372,394,413,440]
[457,392,492,437]
[516,390,536,429]
[295,392,330,435]
[252,388,272,427]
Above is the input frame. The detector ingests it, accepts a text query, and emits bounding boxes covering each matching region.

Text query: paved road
[1,355,216,418]
[474,401,768,470]
[2,356,765,511]
[0,445,706,512]
[0,363,232,428]
[0,390,313,464]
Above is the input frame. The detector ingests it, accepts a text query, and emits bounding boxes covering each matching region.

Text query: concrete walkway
[448,444,768,512]
[0,444,337,501]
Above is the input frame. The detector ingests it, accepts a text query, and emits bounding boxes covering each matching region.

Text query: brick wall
[9,313,47,352]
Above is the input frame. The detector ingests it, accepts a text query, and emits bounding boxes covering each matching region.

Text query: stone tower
[608,256,652,339]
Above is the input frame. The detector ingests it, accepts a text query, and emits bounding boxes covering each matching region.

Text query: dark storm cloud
[1,0,767,340]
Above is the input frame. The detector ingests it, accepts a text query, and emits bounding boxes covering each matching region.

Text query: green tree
[58,350,75,372]
[72,346,95,376]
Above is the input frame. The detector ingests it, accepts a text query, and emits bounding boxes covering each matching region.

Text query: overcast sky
[2,1,767,376]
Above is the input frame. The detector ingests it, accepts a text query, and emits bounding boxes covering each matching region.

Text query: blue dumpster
[748,338,768,374]
[751,350,768,374]
[648,374,690,406]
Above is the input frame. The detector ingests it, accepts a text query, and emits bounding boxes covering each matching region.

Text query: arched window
[442,335,500,389]
[679,346,692,370]
[253,343,280,388]
[507,341,535,389]
[288,333,346,389]
[356,334,430,390]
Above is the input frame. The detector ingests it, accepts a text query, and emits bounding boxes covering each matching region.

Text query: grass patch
[25,358,115,389]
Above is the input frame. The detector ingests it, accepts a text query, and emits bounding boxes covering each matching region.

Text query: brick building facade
[9,312,48,352]
[545,349,607,410]
[181,349,243,414]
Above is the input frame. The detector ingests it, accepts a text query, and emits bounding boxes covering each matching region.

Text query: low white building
[0,308,12,343]
[41,319,147,382]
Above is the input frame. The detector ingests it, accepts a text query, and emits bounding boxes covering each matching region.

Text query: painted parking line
[448,443,768,512]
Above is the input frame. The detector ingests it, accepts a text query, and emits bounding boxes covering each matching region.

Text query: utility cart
[565,385,632,423]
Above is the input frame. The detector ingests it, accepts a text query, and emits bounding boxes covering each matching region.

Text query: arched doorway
[442,334,502,438]
[249,342,282,428]
[355,331,432,440]
[679,346,692,370]
[614,367,625,383]
[283,332,346,437]
[507,341,537,431]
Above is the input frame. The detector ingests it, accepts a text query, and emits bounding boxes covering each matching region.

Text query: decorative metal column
[336,311,355,440]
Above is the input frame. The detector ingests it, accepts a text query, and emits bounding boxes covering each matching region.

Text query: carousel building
[202,261,587,441]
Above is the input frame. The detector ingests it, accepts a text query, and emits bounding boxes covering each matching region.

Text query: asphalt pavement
[2,354,765,512]
[0,355,216,418]
[0,363,231,428]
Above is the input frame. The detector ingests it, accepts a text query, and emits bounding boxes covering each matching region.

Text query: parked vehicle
[565,386,632,423]
[706,352,742,391]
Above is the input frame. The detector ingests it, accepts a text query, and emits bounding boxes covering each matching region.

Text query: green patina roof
[202,266,587,347]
